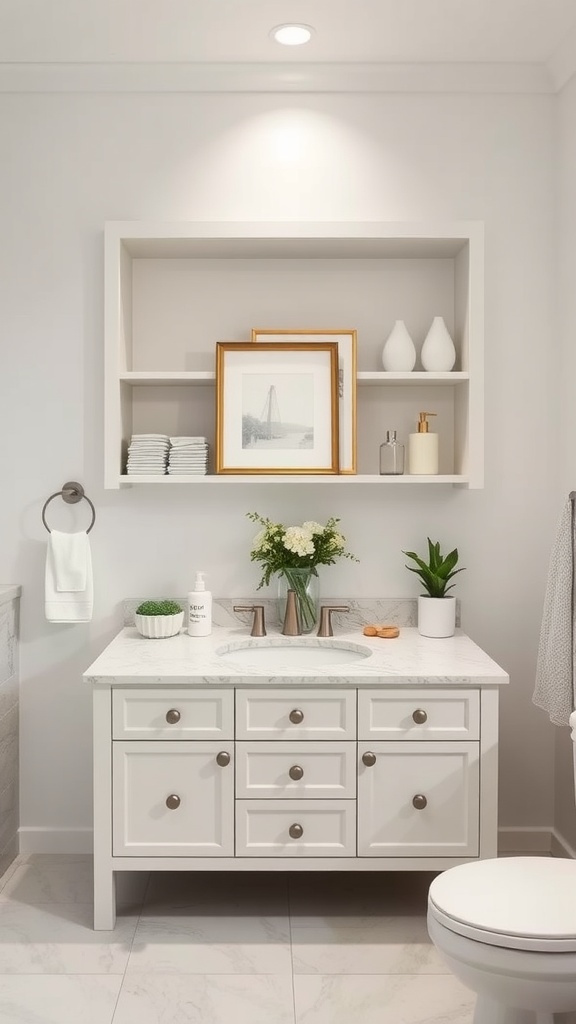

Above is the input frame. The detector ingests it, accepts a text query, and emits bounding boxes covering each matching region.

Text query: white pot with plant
[134,600,184,639]
[403,539,465,638]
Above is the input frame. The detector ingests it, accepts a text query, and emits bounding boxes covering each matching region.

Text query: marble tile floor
[0,854,475,1024]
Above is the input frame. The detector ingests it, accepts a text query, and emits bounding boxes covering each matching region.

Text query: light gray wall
[554,73,576,853]
[0,89,560,849]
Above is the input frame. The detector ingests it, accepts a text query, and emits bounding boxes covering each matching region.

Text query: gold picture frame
[216,342,340,474]
[250,329,357,474]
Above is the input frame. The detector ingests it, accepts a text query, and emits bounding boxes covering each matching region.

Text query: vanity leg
[93,865,116,930]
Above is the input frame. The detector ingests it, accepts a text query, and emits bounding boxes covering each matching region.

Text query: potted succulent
[135,600,184,639]
[403,539,465,638]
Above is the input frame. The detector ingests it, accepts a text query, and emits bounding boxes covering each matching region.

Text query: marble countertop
[83,625,509,688]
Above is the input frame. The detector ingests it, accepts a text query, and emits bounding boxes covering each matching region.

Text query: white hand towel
[45,530,93,623]
[533,498,574,725]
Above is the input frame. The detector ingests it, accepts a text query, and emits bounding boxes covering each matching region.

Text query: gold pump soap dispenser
[408,411,438,474]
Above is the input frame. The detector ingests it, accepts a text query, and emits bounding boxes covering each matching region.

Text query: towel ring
[42,482,96,534]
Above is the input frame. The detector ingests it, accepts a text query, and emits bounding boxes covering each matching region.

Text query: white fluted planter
[135,611,184,638]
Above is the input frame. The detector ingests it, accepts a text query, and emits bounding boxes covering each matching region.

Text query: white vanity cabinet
[86,626,506,929]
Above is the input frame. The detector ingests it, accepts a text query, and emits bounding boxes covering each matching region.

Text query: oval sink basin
[216,639,372,670]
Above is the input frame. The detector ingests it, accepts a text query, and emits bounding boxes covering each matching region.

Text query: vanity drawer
[112,688,234,740]
[235,799,356,857]
[235,742,357,799]
[236,689,356,740]
[358,689,479,741]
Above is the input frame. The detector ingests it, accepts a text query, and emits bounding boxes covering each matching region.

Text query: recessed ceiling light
[270,24,314,46]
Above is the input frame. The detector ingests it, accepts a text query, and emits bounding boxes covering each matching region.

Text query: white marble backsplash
[123,597,460,630]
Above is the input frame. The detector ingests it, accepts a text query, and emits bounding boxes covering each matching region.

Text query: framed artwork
[250,329,357,474]
[216,342,340,474]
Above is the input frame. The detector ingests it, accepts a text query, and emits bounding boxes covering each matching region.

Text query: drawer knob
[288,765,304,781]
[165,709,181,725]
[216,751,231,767]
[412,709,428,725]
[362,751,377,767]
[289,708,304,724]
[412,794,428,810]
[289,823,304,839]
[166,794,181,810]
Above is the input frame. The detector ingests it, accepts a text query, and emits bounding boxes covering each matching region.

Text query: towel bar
[42,481,96,534]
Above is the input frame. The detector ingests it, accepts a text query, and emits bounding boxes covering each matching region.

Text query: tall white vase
[381,320,416,371]
[421,316,456,371]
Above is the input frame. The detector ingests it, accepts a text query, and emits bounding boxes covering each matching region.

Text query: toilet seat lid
[428,858,576,952]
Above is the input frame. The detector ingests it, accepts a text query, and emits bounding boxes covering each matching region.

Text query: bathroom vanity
[84,625,508,929]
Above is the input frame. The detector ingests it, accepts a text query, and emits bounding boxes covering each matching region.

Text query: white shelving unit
[104,221,484,489]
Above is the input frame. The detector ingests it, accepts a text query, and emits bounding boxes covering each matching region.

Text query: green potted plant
[403,539,465,638]
[135,600,184,639]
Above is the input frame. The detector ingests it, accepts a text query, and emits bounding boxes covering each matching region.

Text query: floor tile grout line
[287,874,298,1024]
[109,873,149,1024]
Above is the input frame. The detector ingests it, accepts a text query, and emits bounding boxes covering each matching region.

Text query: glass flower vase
[277,567,320,635]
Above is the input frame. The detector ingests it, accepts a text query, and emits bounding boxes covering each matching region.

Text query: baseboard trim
[17,825,576,859]
[18,827,93,855]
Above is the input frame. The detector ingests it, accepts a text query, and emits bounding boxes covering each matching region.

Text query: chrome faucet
[233,604,266,637]
[317,605,350,638]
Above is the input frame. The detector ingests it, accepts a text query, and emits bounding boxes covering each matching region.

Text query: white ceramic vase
[135,611,184,638]
[417,596,456,638]
[420,316,456,371]
[381,320,417,371]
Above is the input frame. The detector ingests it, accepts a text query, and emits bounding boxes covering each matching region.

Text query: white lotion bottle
[407,411,438,474]
[187,571,212,636]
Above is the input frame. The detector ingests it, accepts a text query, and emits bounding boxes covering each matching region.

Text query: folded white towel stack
[45,530,93,623]
[533,498,574,725]
[126,434,170,475]
[167,436,209,476]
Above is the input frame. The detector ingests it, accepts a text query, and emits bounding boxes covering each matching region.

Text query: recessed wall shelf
[105,221,484,489]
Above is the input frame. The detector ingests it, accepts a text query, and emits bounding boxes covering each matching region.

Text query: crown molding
[546,25,576,92]
[0,60,556,95]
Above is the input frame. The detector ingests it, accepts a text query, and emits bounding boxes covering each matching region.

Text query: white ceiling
[1,0,575,65]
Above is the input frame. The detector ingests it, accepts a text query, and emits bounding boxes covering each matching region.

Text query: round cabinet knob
[289,823,304,839]
[412,794,428,810]
[289,708,304,724]
[166,794,181,810]
[216,751,231,767]
[412,709,428,725]
[165,709,181,725]
[362,751,377,767]
[288,765,304,781]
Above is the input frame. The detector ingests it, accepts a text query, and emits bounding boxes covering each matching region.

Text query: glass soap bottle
[379,430,405,475]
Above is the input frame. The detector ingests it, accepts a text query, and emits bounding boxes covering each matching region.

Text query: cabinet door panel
[358,741,479,857]
[113,741,234,856]
[358,690,479,741]
[113,688,234,740]
[236,741,356,799]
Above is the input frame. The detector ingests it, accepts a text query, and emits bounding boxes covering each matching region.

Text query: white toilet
[427,712,576,1024]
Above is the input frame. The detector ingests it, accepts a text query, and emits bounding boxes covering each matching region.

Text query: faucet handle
[233,604,267,637]
[317,605,350,638]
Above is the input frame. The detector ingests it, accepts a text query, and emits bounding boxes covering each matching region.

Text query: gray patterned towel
[533,498,574,726]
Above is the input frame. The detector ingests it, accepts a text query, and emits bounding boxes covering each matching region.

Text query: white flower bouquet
[246,512,358,632]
